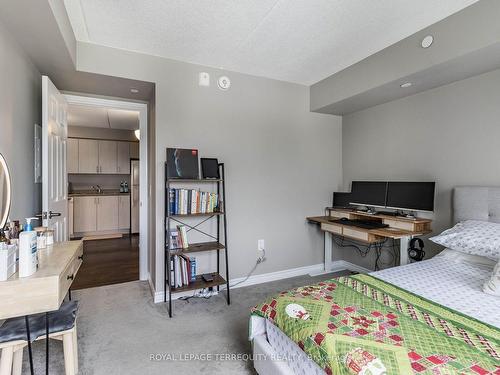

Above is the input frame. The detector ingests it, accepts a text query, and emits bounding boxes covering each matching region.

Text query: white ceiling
[64,0,479,85]
[68,104,139,130]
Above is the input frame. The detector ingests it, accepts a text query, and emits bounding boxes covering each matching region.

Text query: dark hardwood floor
[71,235,139,290]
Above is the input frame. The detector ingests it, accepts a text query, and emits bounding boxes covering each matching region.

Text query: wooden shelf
[169,241,225,255]
[171,273,226,293]
[170,211,224,217]
[167,178,223,183]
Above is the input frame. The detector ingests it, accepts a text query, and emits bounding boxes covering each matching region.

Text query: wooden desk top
[307,215,432,241]
[0,240,83,320]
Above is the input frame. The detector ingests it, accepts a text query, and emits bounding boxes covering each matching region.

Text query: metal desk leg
[25,316,34,375]
[46,312,49,375]
[399,235,412,266]
[309,231,333,276]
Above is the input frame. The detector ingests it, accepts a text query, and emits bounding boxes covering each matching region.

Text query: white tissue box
[0,244,17,281]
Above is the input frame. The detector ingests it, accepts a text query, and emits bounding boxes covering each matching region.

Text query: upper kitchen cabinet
[68,138,135,174]
[98,140,117,173]
[117,142,130,174]
[67,138,79,173]
[78,139,99,173]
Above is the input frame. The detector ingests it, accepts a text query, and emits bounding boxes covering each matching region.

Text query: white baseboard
[150,260,370,304]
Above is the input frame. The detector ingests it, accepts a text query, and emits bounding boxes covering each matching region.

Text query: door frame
[64,94,149,281]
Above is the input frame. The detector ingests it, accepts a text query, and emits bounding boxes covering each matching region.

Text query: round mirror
[0,153,12,229]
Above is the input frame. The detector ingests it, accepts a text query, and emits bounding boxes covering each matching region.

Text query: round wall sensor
[217,76,231,90]
[421,35,434,48]
[400,82,412,88]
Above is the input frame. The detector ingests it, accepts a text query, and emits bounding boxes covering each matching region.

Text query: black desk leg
[68,288,72,301]
[46,312,49,374]
[25,316,34,375]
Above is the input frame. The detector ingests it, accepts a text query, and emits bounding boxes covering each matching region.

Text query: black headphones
[408,238,425,261]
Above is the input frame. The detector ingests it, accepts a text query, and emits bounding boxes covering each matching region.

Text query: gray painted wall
[76,43,343,292]
[0,22,41,220]
[340,67,500,270]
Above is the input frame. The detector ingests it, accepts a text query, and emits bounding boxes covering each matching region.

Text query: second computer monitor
[350,181,388,208]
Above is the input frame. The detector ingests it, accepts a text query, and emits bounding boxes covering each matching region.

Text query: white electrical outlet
[258,239,265,252]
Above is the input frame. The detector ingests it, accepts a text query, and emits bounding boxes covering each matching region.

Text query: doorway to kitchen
[63,94,148,289]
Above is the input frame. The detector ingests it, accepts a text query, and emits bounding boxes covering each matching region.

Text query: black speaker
[408,238,425,261]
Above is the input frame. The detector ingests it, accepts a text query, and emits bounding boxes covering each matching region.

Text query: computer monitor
[386,182,435,212]
[350,181,388,208]
[332,192,354,208]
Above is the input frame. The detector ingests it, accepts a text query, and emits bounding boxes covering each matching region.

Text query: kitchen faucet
[92,185,102,194]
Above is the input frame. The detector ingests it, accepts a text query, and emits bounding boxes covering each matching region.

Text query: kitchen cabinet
[78,139,99,173]
[67,138,79,173]
[96,196,119,231]
[98,140,117,174]
[117,142,130,174]
[118,195,130,230]
[67,138,135,175]
[130,142,139,159]
[73,196,97,232]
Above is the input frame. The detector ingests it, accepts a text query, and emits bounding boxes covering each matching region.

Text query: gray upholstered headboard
[453,186,500,224]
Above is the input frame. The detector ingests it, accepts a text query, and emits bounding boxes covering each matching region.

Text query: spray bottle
[19,217,39,277]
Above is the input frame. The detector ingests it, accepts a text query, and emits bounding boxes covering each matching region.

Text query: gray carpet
[24,270,349,374]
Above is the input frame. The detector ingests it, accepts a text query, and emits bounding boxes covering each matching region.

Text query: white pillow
[429,220,500,261]
[483,261,500,297]
[435,248,497,268]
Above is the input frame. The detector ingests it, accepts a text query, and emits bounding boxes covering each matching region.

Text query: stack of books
[168,188,220,215]
[170,255,196,288]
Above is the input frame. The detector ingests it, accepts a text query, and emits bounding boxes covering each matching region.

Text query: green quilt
[251,274,500,374]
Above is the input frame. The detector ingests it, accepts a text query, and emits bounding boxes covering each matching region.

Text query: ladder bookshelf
[164,162,230,317]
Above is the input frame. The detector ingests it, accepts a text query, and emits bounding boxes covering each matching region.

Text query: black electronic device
[202,273,214,282]
[332,192,354,209]
[408,238,425,261]
[331,218,389,230]
[201,158,220,179]
[350,181,388,208]
[386,182,435,212]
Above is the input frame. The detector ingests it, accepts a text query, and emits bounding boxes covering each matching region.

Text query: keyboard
[330,219,389,229]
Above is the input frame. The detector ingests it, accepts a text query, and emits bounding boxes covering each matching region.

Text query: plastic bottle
[19,217,38,277]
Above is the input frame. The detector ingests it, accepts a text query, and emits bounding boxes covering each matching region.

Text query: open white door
[42,76,68,242]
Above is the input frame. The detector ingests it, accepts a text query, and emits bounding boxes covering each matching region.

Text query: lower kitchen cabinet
[73,196,97,232]
[96,196,119,231]
[72,195,129,234]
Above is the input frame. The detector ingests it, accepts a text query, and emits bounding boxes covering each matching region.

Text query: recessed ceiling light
[421,35,434,48]
[400,82,412,88]
[130,88,139,93]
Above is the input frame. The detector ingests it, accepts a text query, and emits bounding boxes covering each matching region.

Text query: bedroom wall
[340,67,500,270]
[0,21,41,220]
[76,42,343,293]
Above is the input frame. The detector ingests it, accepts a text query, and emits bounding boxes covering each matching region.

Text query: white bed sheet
[372,255,499,328]
[254,256,499,374]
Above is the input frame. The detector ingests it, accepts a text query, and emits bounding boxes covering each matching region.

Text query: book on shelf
[169,230,180,249]
[176,225,189,248]
[168,188,220,215]
[170,255,196,288]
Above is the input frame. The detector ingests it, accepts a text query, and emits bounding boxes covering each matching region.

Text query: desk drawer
[58,243,83,301]
[321,223,342,234]
[342,228,370,242]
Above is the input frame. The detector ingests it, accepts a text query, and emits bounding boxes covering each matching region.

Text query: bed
[249,187,500,374]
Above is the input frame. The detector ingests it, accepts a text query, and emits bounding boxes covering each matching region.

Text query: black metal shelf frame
[164,162,230,317]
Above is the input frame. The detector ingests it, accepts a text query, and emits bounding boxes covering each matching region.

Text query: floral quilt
[251,274,500,374]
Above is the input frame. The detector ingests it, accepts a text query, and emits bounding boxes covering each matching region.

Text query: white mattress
[257,257,499,374]
[372,256,499,328]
